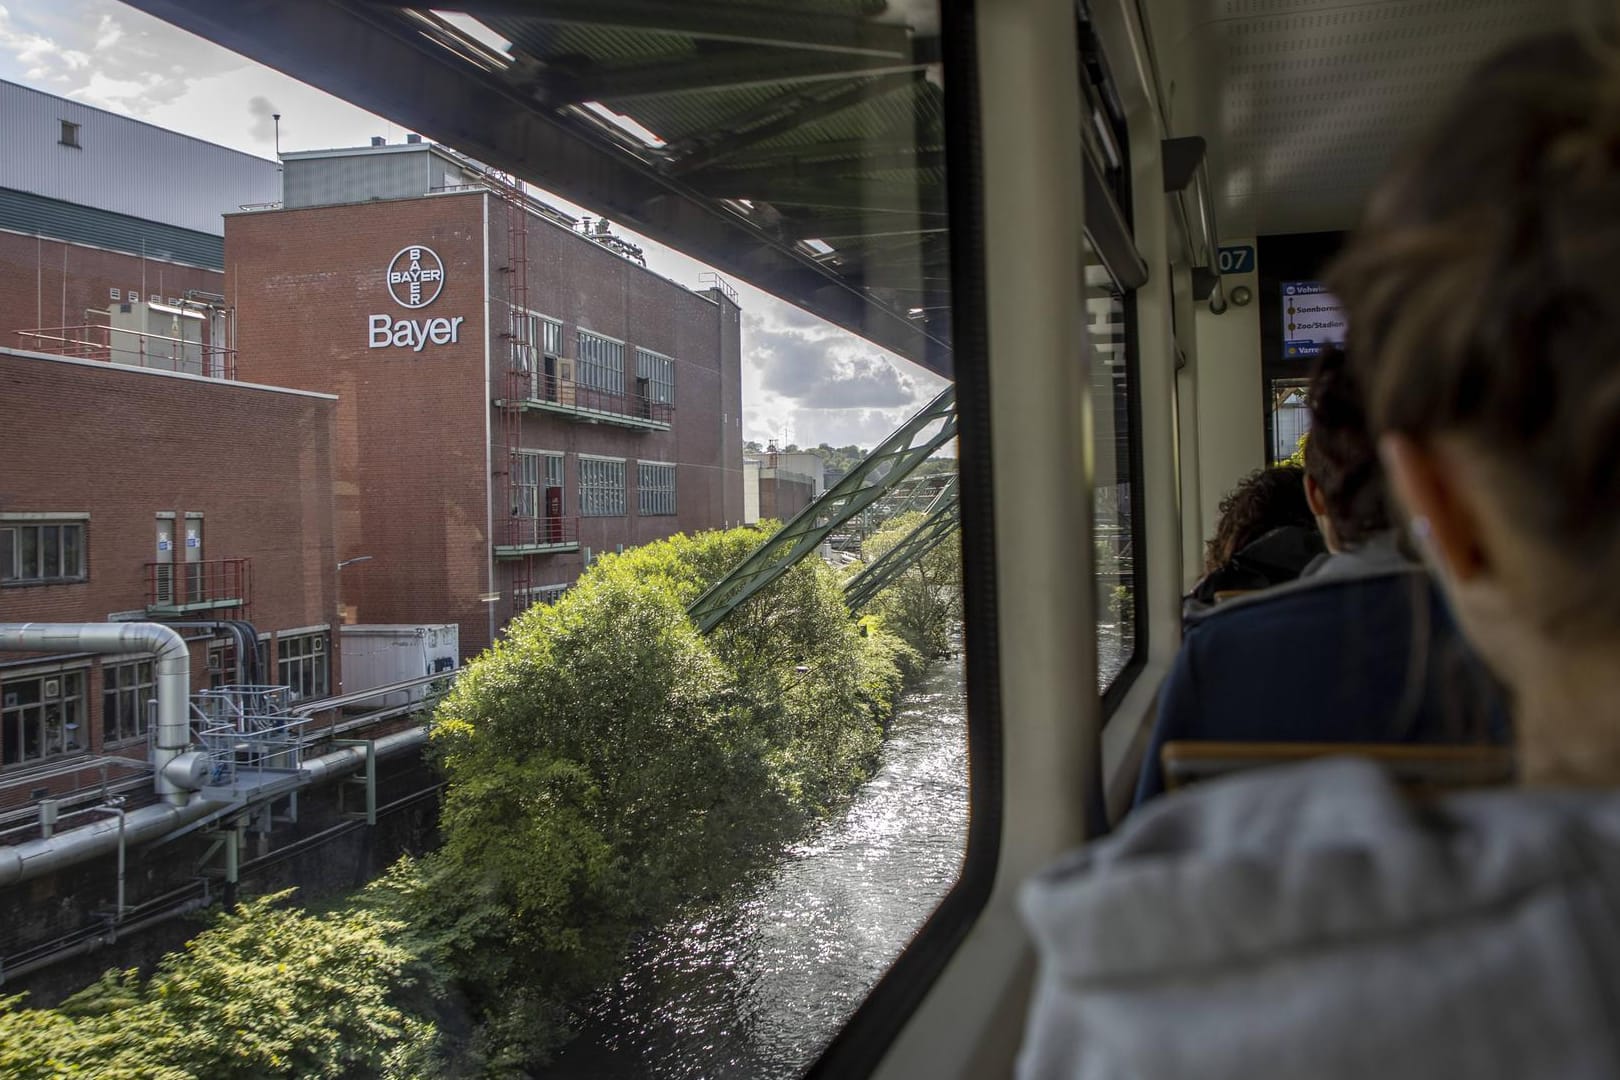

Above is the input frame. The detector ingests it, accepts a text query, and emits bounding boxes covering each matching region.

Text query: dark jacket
[1184,525,1325,619]
[1137,533,1504,805]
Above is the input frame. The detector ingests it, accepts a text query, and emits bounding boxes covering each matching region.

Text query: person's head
[1204,464,1314,574]
[1301,346,1389,552]
[1329,30,1620,773]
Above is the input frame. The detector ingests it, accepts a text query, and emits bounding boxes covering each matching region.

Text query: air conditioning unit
[556,357,577,406]
[43,678,60,698]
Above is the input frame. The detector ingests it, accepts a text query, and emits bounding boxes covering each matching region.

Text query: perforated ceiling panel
[1149,0,1576,236]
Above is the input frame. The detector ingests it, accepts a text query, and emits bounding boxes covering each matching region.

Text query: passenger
[1135,346,1499,803]
[1183,464,1323,616]
[1021,30,1620,1079]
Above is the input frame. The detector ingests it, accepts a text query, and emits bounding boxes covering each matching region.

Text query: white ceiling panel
[1145,0,1575,236]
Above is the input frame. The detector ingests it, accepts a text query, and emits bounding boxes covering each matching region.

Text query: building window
[277,632,329,703]
[103,659,155,745]
[577,330,625,396]
[513,450,564,518]
[59,120,80,148]
[1,521,87,585]
[638,462,677,516]
[636,347,676,405]
[2,670,86,766]
[579,457,626,517]
[510,310,560,371]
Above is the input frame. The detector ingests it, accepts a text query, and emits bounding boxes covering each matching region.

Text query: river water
[553,654,969,1078]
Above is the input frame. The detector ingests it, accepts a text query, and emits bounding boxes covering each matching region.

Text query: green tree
[859,511,963,657]
[0,892,436,1080]
[380,524,912,1072]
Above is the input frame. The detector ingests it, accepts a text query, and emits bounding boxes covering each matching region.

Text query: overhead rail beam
[403,0,918,58]
[688,386,957,633]
[123,0,953,377]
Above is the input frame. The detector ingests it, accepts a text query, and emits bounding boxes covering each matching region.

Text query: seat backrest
[1161,740,1515,793]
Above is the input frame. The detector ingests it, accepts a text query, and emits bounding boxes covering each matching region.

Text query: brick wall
[0,230,222,350]
[0,348,339,766]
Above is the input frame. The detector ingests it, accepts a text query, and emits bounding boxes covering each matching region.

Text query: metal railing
[145,558,251,615]
[501,514,580,550]
[191,685,304,790]
[16,324,237,379]
[507,369,673,426]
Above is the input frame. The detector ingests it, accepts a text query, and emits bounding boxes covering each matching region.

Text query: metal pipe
[0,725,428,889]
[1189,156,1227,315]
[0,623,191,805]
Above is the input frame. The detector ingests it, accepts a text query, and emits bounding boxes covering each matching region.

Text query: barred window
[638,462,677,516]
[636,347,676,404]
[2,670,85,766]
[277,632,329,703]
[103,658,155,744]
[514,451,564,518]
[579,457,626,517]
[577,330,625,395]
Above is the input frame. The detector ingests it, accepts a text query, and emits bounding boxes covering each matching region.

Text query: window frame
[637,461,677,517]
[59,119,80,148]
[1,518,88,586]
[578,455,627,518]
[102,657,156,746]
[2,668,88,768]
[276,631,330,703]
[576,329,626,396]
[635,347,676,405]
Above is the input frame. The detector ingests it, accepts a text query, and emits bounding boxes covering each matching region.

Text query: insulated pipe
[0,724,428,889]
[0,623,192,805]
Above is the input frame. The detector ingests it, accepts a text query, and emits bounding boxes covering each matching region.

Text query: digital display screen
[1281,281,1347,359]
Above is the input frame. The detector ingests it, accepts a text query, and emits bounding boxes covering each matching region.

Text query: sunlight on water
[557,655,968,1079]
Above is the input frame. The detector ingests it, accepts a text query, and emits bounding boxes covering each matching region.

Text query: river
[552,653,969,1078]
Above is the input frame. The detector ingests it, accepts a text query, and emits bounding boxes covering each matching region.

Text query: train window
[1,1,980,1078]
[1088,254,1140,692]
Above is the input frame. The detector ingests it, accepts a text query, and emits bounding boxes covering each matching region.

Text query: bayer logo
[386,245,445,309]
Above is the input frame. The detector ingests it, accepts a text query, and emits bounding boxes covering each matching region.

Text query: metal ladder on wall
[491,169,535,619]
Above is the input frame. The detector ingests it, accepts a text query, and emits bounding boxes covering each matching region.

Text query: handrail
[16,324,238,378]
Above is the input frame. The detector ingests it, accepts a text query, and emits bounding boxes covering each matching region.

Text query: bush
[858,511,963,657]
[0,892,437,1080]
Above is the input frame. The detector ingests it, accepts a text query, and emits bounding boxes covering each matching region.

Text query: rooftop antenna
[272,113,281,161]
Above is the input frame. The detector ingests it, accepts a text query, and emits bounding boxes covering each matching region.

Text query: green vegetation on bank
[1,522,959,1078]
[857,511,964,658]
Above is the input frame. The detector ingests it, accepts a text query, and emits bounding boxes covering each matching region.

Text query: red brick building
[226,141,745,657]
[0,347,338,773]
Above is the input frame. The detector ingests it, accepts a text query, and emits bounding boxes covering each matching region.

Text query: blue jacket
[1135,535,1505,805]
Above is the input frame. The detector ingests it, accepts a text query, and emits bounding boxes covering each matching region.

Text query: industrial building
[0,82,342,808]
[225,138,745,656]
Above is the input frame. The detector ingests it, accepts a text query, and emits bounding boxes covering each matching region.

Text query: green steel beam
[844,480,959,612]
[689,386,956,633]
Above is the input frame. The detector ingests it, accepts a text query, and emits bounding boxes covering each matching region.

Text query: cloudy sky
[0,0,948,450]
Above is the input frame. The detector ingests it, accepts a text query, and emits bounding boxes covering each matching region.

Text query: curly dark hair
[1204,465,1315,574]
[1302,345,1389,548]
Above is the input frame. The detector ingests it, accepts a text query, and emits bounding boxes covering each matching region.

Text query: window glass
[2,670,85,765]
[0,522,86,584]
[277,633,329,702]
[636,347,676,404]
[579,457,626,517]
[103,658,155,744]
[637,462,677,516]
[577,330,626,395]
[1086,256,1138,691]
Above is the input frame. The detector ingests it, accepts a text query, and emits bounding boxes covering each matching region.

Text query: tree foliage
[858,511,964,658]
[374,524,915,1072]
[0,892,436,1080]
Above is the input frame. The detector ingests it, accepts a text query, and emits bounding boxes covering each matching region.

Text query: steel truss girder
[844,478,959,612]
[688,386,956,633]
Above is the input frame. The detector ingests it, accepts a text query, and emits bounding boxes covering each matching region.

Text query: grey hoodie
[1018,758,1620,1079]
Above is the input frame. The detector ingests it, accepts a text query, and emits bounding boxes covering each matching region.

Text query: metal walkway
[688,386,956,633]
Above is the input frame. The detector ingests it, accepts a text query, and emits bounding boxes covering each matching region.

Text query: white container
[338,624,459,708]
